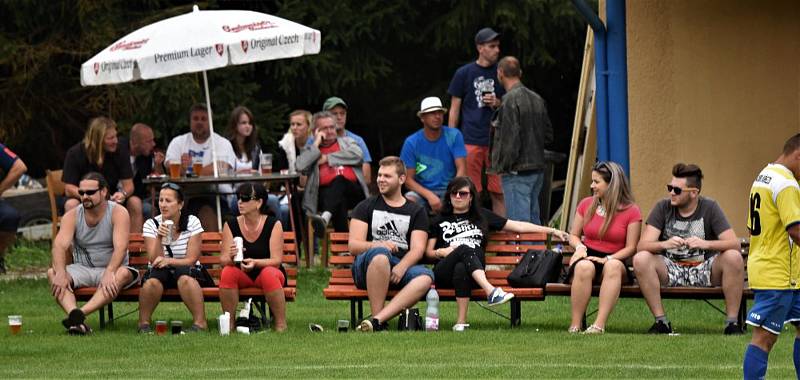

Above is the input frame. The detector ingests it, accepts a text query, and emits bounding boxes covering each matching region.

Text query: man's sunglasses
[666,184,698,195]
[450,190,471,198]
[77,188,100,197]
[237,194,260,202]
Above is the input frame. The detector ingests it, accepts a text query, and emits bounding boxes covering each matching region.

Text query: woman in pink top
[567,161,641,334]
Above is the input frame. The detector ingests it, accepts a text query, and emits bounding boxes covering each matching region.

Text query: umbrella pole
[202,70,223,231]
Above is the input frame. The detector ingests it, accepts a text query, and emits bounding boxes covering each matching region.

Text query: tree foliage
[0,0,592,177]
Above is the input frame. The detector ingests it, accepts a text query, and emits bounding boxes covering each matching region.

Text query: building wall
[626,0,800,235]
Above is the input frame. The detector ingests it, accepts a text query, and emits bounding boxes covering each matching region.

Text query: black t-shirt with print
[351,195,429,258]
[429,208,507,251]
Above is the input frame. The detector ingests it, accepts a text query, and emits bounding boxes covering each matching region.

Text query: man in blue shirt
[401,97,466,212]
[448,27,506,216]
[0,143,26,274]
[323,97,373,187]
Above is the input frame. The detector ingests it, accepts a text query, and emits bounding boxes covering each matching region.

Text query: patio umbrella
[80,5,321,228]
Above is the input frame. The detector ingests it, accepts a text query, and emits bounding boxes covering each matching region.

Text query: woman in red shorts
[219,182,287,332]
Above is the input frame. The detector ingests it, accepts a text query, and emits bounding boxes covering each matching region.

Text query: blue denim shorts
[352,247,433,290]
[746,289,800,334]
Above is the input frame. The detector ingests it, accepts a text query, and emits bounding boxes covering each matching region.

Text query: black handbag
[507,249,563,288]
[397,308,423,331]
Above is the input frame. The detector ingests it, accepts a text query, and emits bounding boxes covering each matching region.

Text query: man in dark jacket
[489,56,553,224]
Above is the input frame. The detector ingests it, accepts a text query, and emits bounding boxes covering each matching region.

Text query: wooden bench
[322,232,563,329]
[544,239,753,328]
[75,231,299,328]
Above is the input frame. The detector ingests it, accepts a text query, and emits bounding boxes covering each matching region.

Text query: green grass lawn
[0,241,797,378]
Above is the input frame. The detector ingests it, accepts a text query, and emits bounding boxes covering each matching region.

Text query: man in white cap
[447,27,506,216]
[400,97,466,212]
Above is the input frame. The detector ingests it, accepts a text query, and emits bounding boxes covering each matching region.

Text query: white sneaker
[452,323,470,332]
[487,287,515,307]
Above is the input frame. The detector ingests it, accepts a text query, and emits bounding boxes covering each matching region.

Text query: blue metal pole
[606,0,630,175]
[571,0,609,163]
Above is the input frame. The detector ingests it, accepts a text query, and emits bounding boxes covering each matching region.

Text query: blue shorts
[746,289,800,334]
[352,247,433,290]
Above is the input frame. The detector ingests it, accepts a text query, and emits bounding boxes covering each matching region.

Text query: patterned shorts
[662,255,716,287]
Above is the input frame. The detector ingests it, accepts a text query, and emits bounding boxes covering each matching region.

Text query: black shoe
[724,322,744,335]
[647,320,673,334]
[62,308,86,330]
[307,213,327,239]
[0,257,6,274]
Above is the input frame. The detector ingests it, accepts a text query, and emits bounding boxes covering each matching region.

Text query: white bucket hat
[417,96,448,117]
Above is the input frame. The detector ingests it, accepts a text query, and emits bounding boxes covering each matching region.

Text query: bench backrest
[327,231,568,284]
[127,231,298,286]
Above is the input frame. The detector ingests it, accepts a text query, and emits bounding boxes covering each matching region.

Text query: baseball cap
[417,97,448,117]
[475,27,500,45]
[322,97,347,111]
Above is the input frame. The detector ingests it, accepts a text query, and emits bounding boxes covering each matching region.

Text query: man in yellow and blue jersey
[744,134,800,379]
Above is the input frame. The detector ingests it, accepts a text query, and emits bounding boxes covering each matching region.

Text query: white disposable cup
[162,220,174,245]
[233,237,243,263]
[219,312,230,336]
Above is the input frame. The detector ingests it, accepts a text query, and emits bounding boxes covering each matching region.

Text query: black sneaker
[647,320,673,334]
[62,308,86,330]
[724,322,744,335]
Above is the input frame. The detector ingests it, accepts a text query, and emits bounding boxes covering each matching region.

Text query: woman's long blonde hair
[583,161,635,238]
[83,116,116,167]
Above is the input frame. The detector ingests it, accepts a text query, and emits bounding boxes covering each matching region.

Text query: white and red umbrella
[81,5,320,174]
[81,5,321,227]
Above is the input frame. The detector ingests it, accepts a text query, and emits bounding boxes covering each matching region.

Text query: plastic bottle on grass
[425,286,439,331]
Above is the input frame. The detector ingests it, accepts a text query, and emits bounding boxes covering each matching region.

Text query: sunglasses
[77,188,100,197]
[237,194,260,202]
[666,184,698,195]
[450,190,471,198]
[161,182,181,191]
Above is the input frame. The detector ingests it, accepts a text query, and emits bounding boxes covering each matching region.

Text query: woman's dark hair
[159,182,189,231]
[236,182,272,216]
[228,106,258,162]
[441,176,487,236]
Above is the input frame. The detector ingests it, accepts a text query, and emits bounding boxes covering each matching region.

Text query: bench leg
[107,302,114,326]
[99,306,106,329]
[739,298,748,330]
[350,300,357,330]
[510,299,521,327]
[358,300,363,322]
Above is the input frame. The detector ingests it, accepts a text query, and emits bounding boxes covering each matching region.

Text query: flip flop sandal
[68,323,93,336]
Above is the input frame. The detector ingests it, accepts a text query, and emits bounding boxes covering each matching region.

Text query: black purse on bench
[507,249,563,288]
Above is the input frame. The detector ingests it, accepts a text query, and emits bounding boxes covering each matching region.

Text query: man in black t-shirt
[350,156,433,332]
[62,117,141,232]
[633,163,743,335]
[126,123,164,219]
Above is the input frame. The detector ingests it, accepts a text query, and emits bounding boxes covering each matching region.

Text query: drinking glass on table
[260,153,273,174]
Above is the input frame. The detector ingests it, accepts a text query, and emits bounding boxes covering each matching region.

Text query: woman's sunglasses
[450,190,471,199]
[161,182,181,191]
[237,194,260,202]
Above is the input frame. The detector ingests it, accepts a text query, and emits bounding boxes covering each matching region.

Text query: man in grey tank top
[47,172,139,334]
